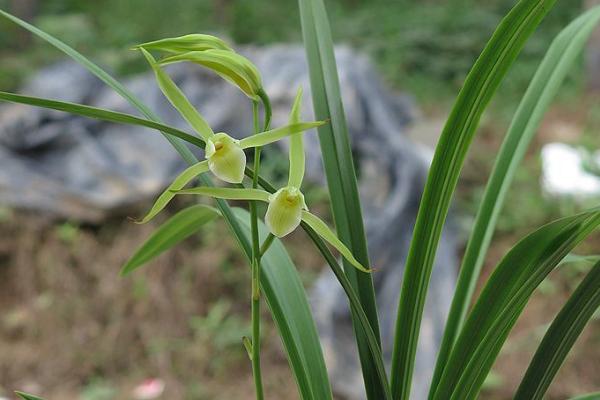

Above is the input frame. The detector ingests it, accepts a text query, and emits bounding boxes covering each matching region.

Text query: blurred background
[0,0,599,399]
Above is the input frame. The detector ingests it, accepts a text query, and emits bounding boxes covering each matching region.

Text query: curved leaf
[0,8,199,166]
[433,6,600,387]
[388,0,558,397]
[121,204,219,275]
[432,209,600,400]
[570,393,600,400]
[0,91,206,149]
[514,260,600,400]
[15,392,45,400]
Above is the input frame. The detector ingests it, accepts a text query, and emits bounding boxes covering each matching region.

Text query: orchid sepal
[239,121,325,149]
[135,160,210,224]
[300,210,371,273]
[159,50,262,100]
[140,48,214,140]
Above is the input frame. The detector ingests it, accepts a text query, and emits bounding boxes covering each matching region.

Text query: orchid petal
[301,210,371,273]
[239,121,325,149]
[140,49,213,139]
[136,160,210,224]
[205,133,247,183]
[159,50,261,99]
[173,187,270,202]
[265,187,307,238]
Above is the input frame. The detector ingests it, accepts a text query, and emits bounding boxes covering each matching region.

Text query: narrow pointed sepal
[135,160,210,224]
[300,210,371,273]
[265,187,308,238]
[239,121,325,149]
[205,132,246,183]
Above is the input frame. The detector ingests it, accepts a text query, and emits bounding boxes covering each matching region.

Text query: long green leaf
[121,204,219,275]
[0,91,206,148]
[297,1,385,398]
[432,209,600,400]
[0,10,335,399]
[233,208,332,400]
[389,1,558,398]
[570,393,600,400]
[0,8,198,166]
[432,6,600,388]
[15,392,45,400]
[514,260,600,400]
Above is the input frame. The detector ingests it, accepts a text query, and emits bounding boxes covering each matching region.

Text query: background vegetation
[0,0,598,399]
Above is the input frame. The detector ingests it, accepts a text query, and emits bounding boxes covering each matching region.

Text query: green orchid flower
[171,89,370,273]
[137,35,263,101]
[134,72,325,223]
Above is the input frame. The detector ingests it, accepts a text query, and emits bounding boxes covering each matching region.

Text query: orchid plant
[133,36,368,273]
[3,2,600,400]
[129,34,369,399]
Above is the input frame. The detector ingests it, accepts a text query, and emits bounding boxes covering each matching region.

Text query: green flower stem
[250,98,265,400]
[259,234,276,258]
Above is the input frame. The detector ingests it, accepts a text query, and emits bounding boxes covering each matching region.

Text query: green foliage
[391,1,558,398]
[121,205,219,275]
[515,260,600,400]
[2,2,600,400]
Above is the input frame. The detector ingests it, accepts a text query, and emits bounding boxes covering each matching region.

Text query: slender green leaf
[239,121,325,149]
[560,253,600,266]
[15,392,45,400]
[136,161,210,224]
[121,204,219,275]
[433,6,600,388]
[233,208,333,400]
[301,211,370,273]
[0,7,255,266]
[388,0,558,397]
[297,1,385,398]
[141,49,214,139]
[175,187,270,202]
[432,209,600,400]
[0,91,206,149]
[514,260,600,400]
[0,8,199,165]
[570,393,600,400]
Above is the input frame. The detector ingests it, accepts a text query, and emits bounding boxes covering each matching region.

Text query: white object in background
[541,142,600,197]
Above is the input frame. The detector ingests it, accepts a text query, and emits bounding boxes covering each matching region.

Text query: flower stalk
[249,98,265,400]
